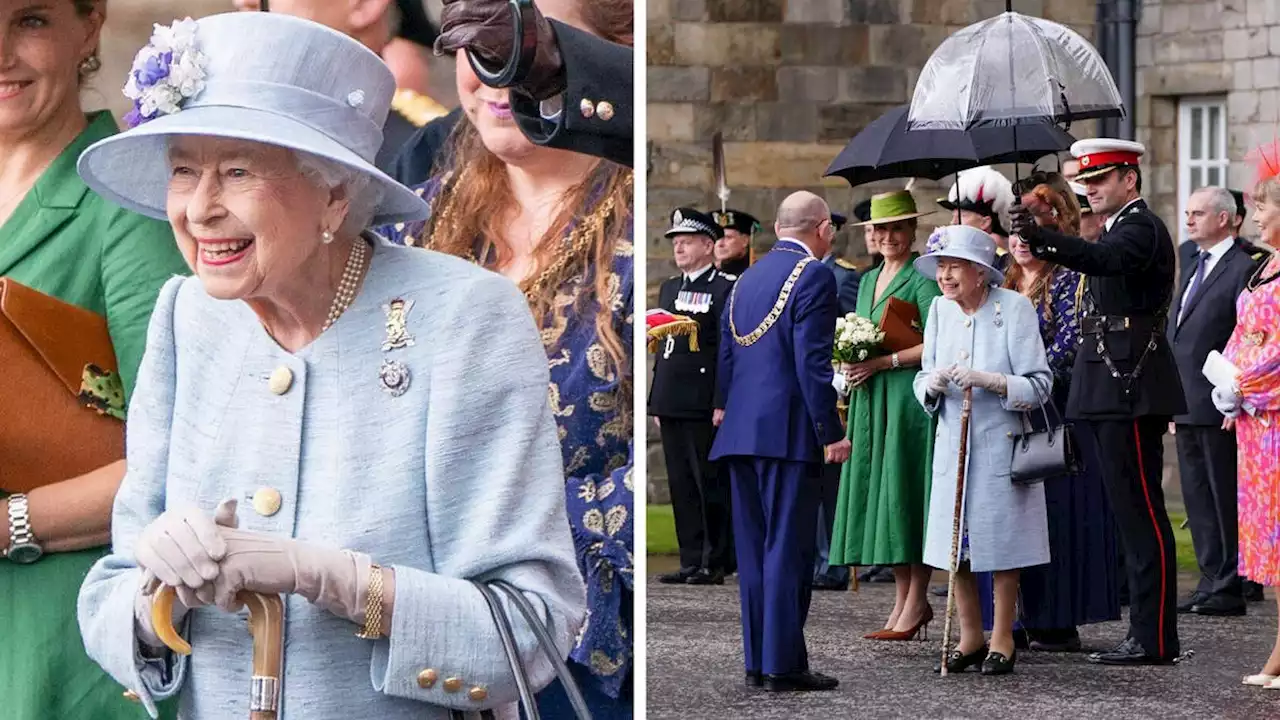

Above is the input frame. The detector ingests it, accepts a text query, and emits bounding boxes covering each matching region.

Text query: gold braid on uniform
[390,88,449,127]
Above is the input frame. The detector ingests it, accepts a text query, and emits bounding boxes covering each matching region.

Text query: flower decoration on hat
[925,227,949,255]
[123,18,209,128]
[645,309,700,353]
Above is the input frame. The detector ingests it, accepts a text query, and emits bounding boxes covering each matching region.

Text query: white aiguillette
[1202,350,1262,419]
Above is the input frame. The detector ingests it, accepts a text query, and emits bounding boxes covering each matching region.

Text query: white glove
[833,372,849,397]
[135,500,238,601]
[1212,384,1243,418]
[211,504,372,624]
[924,368,951,397]
[950,367,1008,395]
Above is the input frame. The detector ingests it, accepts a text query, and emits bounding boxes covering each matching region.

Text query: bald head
[775,191,834,257]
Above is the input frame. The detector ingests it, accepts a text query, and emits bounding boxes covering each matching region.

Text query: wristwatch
[4,494,43,564]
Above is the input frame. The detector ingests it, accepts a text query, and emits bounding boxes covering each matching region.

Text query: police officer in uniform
[651,208,737,585]
[1010,138,1186,666]
[714,209,760,276]
[822,212,861,316]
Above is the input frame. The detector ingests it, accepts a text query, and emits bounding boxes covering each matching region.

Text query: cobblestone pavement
[645,573,1278,719]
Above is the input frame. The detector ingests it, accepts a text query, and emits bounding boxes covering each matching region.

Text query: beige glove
[211,504,372,624]
[949,367,1008,395]
[924,368,952,397]
[134,500,238,649]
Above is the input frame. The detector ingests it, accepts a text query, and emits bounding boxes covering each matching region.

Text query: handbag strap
[1017,375,1059,443]
[490,579,594,720]
[456,581,541,720]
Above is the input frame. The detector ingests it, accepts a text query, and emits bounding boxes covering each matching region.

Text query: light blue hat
[77,12,428,227]
[913,224,1005,285]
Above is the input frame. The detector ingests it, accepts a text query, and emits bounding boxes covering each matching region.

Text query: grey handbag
[449,579,592,720]
[1010,376,1080,485]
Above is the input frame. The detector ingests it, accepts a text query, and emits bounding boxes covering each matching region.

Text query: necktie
[1179,251,1208,324]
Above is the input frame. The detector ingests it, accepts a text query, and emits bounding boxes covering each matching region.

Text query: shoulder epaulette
[721,273,738,281]
[835,258,857,270]
[391,89,449,128]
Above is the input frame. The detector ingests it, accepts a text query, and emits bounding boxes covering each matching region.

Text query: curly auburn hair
[416,0,635,421]
[1005,171,1080,312]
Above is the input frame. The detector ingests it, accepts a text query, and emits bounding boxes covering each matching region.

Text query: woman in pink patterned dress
[1217,144,1280,687]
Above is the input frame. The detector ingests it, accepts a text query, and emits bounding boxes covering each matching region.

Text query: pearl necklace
[322,238,369,332]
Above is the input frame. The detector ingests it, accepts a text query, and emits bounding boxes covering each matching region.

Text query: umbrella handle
[940,388,973,677]
[243,591,285,720]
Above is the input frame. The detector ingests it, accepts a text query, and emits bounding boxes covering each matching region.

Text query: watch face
[8,543,42,564]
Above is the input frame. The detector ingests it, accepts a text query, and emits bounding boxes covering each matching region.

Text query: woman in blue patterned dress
[976,173,1120,650]
[382,1,634,714]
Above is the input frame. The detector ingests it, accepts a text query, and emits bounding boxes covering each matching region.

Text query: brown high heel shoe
[875,605,934,641]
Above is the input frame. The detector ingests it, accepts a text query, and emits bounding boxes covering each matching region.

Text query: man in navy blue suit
[711,191,851,692]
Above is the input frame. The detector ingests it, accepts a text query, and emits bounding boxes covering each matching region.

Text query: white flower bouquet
[833,312,885,364]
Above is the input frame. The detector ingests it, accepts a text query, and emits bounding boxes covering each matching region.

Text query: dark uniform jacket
[718,254,749,277]
[648,267,735,419]
[1029,198,1187,420]
[1167,239,1267,425]
[392,107,464,186]
[511,21,632,167]
[822,255,861,316]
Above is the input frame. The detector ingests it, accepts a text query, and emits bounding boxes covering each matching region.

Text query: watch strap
[6,494,36,557]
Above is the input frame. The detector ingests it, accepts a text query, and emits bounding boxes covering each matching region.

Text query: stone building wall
[1135,0,1280,228]
[645,0,1097,500]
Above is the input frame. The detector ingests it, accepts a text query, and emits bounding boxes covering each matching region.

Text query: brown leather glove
[435,0,567,101]
[1007,202,1043,245]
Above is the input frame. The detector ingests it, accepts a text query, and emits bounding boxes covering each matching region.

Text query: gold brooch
[382,298,416,351]
[1243,330,1267,347]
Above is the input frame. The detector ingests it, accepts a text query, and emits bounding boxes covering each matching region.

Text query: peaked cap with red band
[1071,138,1145,181]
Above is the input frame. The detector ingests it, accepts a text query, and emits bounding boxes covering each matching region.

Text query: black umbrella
[824,105,1075,188]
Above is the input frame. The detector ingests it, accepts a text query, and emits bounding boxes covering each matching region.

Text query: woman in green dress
[830,191,942,639]
[0,2,188,717]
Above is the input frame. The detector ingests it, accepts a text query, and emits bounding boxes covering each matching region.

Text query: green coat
[0,111,188,720]
[830,258,941,566]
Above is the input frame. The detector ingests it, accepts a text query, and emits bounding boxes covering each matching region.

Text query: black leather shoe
[1088,637,1175,666]
[1191,594,1246,616]
[981,651,1017,675]
[1177,591,1209,613]
[745,671,762,688]
[934,644,988,674]
[1028,628,1081,652]
[657,567,697,584]
[1245,581,1265,602]
[762,670,839,692]
[686,568,725,586]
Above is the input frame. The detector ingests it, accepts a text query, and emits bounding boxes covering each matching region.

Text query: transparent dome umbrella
[907,9,1124,130]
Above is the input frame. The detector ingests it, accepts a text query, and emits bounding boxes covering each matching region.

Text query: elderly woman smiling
[912,224,1053,677]
[75,13,583,719]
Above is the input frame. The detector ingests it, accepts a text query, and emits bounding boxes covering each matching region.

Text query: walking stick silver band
[250,676,279,712]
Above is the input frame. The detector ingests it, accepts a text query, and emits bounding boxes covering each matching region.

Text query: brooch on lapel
[992,300,1004,328]
[379,359,411,396]
[382,298,416,351]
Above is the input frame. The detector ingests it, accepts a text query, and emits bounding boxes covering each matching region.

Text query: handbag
[0,278,125,494]
[878,296,924,353]
[449,579,592,720]
[1010,376,1080,485]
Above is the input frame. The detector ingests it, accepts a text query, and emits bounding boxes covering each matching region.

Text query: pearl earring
[322,230,334,244]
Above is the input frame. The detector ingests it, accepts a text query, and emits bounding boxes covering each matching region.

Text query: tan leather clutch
[0,278,125,494]
[879,296,924,353]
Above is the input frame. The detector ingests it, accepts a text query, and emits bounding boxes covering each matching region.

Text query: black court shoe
[763,670,839,692]
[934,645,988,674]
[981,650,1016,676]
[745,671,762,688]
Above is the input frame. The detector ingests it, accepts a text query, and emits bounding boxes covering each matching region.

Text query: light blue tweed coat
[77,237,586,719]
[913,288,1054,573]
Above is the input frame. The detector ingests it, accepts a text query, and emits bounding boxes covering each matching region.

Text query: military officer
[822,212,861,316]
[650,208,737,586]
[1010,138,1186,666]
[714,209,760,276]
[712,191,849,692]
[939,165,1015,270]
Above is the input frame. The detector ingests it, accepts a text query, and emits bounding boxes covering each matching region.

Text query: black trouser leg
[660,418,709,570]
[1087,418,1180,658]
[688,422,733,573]
[1176,424,1241,597]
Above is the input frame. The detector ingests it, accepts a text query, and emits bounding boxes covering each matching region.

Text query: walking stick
[939,387,973,678]
[152,587,284,718]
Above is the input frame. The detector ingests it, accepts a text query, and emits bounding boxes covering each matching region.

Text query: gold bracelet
[356,564,384,639]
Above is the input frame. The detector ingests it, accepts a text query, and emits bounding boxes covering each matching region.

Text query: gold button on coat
[252,487,282,517]
[443,676,462,693]
[579,98,595,118]
[963,318,972,328]
[416,669,438,689]
[268,366,293,395]
[959,351,970,361]
[597,100,615,121]
[469,686,488,701]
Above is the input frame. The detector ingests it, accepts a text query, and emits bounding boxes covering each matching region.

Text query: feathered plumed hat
[938,166,1015,235]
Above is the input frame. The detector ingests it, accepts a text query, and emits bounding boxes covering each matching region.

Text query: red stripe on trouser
[1133,420,1167,659]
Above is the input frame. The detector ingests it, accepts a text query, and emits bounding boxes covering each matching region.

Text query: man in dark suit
[713,209,759,277]
[811,211,858,591]
[712,191,850,692]
[650,208,736,586]
[1011,138,1186,666]
[434,0,632,167]
[1169,187,1267,617]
